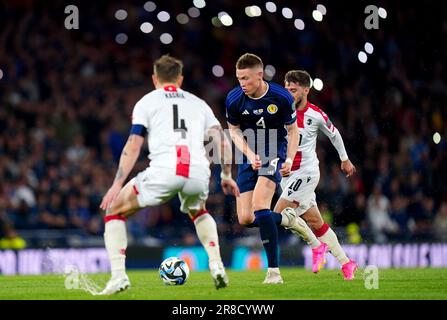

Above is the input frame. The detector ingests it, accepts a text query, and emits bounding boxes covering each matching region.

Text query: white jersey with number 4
[131,85,220,178]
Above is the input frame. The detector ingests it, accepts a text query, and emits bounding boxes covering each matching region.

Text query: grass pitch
[1,268,446,300]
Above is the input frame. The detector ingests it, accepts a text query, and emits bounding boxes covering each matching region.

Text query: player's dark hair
[236,53,263,70]
[285,70,312,88]
[154,55,183,82]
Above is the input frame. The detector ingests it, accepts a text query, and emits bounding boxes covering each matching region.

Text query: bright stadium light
[282,7,293,19]
[264,65,276,80]
[157,11,170,22]
[358,51,368,63]
[246,5,262,17]
[313,78,324,91]
[114,9,128,21]
[160,33,173,44]
[294,18,305,30]
[140,22,153,33]
[211,16,223,27]
[312,10,323,22]
[378,7,387,19]
[188,7,201,18]
[365,42,374,54]
[176,13,189,24]
[115,33,128,45]
[265,2,277,13]
[144,1,156,12]
[218,12,233,26]
[433,132,441,144]
[193,0,206,9]
[212,65,224,77]
[316,4,327,15]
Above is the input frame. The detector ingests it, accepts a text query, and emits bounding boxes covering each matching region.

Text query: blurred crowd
[1,0,447,248]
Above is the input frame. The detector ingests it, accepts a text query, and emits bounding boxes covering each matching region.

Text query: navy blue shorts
[236,158,284,194]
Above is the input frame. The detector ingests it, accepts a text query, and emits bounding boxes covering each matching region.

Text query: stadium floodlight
[246,6,262,17]
[433,132,441,144]
[358,51,368,63]
[264,65,276,80]
[218,12,233,27]
[160,33,173,44]
[365,42,374,54]
[115,33,128,45]
[282,7,293,19]
[378,7,387,19]
[294,18,305,30]
[114,9,128,21]
[212,65,224,77]
[316,4,327,15]
[176,14,189,25]
[193,0,206,9]
[140,22,154,33]
[211,17,223,27]
[265,2,277,13]
[157,11,170,22]
[313,78,324,91]
[312,10,323,22]
[143,1,156,12]
[188,7,201,18]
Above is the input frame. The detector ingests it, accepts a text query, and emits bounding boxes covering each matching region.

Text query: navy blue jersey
[226,82,296,163]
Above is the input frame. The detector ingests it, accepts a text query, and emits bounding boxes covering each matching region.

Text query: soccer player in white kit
[98,55,240,294]
[273,70,359,280]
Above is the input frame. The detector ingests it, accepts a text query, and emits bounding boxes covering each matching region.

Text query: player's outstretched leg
[314,223,358,280]
[281,207,328,273]
[192,209,228,289]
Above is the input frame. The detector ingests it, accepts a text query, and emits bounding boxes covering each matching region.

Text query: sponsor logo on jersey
[242,110,250,115]
[253,109,263,115]
[267,104,278,114]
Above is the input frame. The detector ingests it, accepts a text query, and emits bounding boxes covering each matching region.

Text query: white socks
[193,212,222,265]
[104,218,128,279]
[317,226,349,265]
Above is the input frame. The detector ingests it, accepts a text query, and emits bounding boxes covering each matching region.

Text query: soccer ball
[159,257,190,285]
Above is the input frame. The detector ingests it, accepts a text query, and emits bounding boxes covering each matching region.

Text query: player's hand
[250,155,262,171]
[341,159,356,178]
[100,183,122,211]
[280,161,292,177]
[221,178,241,197]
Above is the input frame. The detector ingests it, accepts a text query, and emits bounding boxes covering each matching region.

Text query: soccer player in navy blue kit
[226,53,301,283]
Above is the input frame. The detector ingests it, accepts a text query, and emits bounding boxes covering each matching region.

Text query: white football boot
[263,268,284,284]
[209,261,229,289]
[281,207,311,242]
[98,275,130,295]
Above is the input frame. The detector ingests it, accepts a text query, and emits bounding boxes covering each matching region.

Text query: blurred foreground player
[274,70,359,280]
[99,55,240,294]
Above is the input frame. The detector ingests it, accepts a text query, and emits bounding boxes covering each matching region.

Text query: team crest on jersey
[253,109,263,115]
[267,104,278,114]
[307,118,312,125]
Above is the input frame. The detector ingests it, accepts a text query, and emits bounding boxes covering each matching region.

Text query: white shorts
[131,166,209,213]
[280,172,320,216]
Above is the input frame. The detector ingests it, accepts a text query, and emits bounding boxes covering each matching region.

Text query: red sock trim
[315,223,330,237]
[104,215,126,224]
[191,210,209,222]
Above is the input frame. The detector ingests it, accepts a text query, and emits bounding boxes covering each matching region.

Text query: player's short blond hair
[236,53,263,70]
[154,55,183,83]
[285,70,312,88]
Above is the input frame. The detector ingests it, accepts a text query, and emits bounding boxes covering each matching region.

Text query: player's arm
[319,115,356,177]
[227,122,261,170]
[280,122,299,176]
[207,125,240,197]
[100,127,145,211]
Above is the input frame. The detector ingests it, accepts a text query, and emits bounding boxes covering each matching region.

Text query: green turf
[1,268,446,300]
